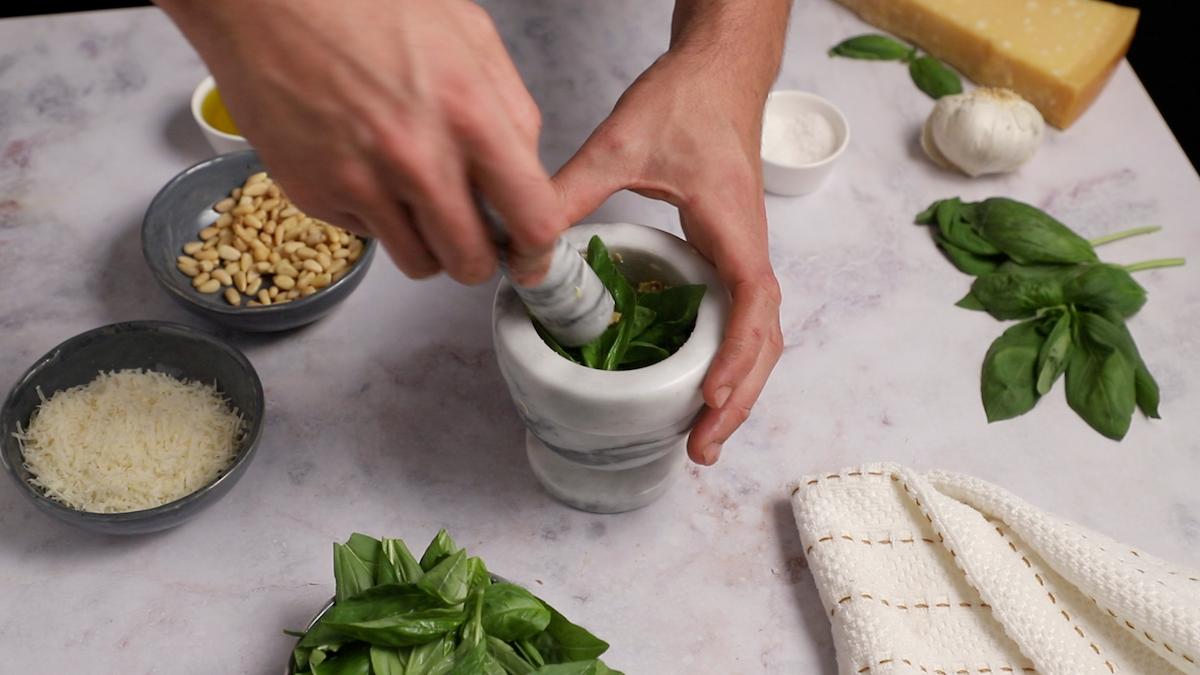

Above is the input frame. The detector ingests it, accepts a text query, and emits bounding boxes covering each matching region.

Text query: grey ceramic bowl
[142,150,378,332]
[0,321,265,535]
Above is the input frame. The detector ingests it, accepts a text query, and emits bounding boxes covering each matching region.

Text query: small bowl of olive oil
[191,75,250,156]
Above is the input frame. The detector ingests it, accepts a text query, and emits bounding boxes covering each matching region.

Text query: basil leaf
[529,662,622,675]
[378,538,424,586]
[334,540,379,603]
[487,636,535,675]
[515,640,546,668]
[371,647,408,675]
[1062,264,1147,319]
[404,635,457,675]
[936,235,1001,276]
[482,584,552,641]
[908,56,962,99]
[955,291,986,311]
[629,306,657,339]
[935,198,997,255]
[1066,312,1136,440]
[322,584,447,625]
[619,341,671,368]
[533,319,580,364]
[461,585,486,648]
[323,607,467,648]
[1035,310,1073,396]
[970,265,1072,320]
[529,606,609,663]
[828,34,914,60]
[634,285,706,349]
[980,320,1043,422]
[447,639,489,675]
[1097,310,1161,419]
[312,645,371,675]
[583,236,637,370]
[975,198,1097,265]
[417,549,472,606]
[420,530,459,572]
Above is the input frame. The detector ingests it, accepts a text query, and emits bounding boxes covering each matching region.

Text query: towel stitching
[829,592,992,617]
[1084,595,1197,666]
[803,533,940,555]
[990,524,1114,673]
[852,659,1035,673]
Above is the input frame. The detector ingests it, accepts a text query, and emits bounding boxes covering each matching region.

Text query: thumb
[551,131,631,224]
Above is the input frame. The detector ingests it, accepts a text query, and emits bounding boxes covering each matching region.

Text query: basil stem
[1122,258,1186,273]
[1088,225,1162,247]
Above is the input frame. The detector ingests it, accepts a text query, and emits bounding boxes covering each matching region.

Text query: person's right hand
[158,0,564,285]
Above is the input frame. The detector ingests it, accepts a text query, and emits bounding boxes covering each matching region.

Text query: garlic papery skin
[923,87,1045,177]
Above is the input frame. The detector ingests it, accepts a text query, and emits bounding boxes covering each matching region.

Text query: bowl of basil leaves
[286,530,622,675]
[492,223,729,513]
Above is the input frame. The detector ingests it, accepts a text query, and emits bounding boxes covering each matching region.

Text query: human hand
[553,49,783,466]
[159,0,563,285]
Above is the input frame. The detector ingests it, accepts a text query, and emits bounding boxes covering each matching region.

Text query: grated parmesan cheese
[14,369,243,514]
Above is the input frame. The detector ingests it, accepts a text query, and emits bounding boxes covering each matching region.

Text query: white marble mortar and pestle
[493,223,729,513]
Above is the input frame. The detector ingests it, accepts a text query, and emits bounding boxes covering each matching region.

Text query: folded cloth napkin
[791,464,1200,675]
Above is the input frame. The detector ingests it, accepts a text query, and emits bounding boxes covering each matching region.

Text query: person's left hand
[552,49,783,466]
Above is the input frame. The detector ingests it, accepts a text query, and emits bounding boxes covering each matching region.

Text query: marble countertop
[1,3,1198,673]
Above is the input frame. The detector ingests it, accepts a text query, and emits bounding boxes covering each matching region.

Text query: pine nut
[280,206,300,218]
[254,261,273,273]
[302,259,323,274]
[267,183,281,198]
[256,289,271,305]
[244,214,262,230]
[224,288,242,306]
[251,240,270,262]
[274,274,296,290]
[283,241,304,255]
[216,213,233,228]
[234,270,248,293]
[212,269,233,286]
[197,279,221,294]
[233,238,249,253]
[275,260,299,278]
[246,171,269,185]
[177,262,200,277]
[240,253,253,272]
[260,198,280,212]
[214,197,236,213]
[191,272,211,288]
[316,252,332,269]
[301,286,318,297]
[333,248,350,259]
[217,244,241,261]
[177,255,198,266]
[328,259,348,275]
[312,272,332,289]
[242,182,269,197]
[183,242,203,255]
[286,289,300,299]
[199,226,219,240]
[200,260,215,272]
[269,286,279,299]
[296,246,318,260]
[297,271,315,290]
[247,276,262,296]
[231,187,242,200]
[269,251,282,264]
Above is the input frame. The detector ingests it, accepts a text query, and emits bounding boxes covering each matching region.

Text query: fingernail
[702,443,722,465]
[713,386,732,408]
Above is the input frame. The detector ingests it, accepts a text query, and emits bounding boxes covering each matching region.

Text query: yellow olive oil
[201,88,240,136]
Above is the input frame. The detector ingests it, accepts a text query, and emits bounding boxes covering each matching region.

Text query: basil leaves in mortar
[534,236,707,371]
[291,530,622,675]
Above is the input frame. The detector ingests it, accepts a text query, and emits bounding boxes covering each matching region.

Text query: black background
[3,1,1196,171]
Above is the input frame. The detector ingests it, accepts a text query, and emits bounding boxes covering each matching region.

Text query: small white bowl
[760,90,850,196]
[191,75,251,156]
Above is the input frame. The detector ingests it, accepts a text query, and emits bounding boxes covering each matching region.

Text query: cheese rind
[835,0,1139,128]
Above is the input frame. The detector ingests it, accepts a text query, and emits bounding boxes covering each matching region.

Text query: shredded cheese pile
[15,369,243,513]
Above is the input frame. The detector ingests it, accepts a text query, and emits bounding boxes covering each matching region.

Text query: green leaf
[975,198,1097,265]
[908,56,962,98]
[936,235,1001,276]
[1035,310,1073,396]
[529,606,609,663]
[297,618,349,650]
[322,584,447,626]
[404,635,457,675]
[482,584,552,641]
[629,306,657,339]
[1096,310,1161,419]
[486,637,535,675]
[529,662,621,675]
[1066,312,1137,440]
[619,341,671,368]
[312,645,371,675]
[634,285,706,349]
[371,647,408,675]
[420,530,459,572]
[980,320,1043,422]
[915,199,944,225]
[585,237,638,370]
[417,549,472,606]
[322,607,467,648]
[533,319,580,364]
[1062,263,1147,319]
[934,199,997,255]
[515,640,546,668]
[828,34,914,60]
[461,584,487,648]
[378,538,424,586]
[955,291,986,311]
[446,639,489,675]
[335,540,379,603]
[970,264,1075,320]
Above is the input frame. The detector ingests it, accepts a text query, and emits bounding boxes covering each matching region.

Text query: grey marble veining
[1,3,1198,673]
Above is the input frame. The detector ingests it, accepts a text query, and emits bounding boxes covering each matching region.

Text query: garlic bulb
[921,87,1045,177]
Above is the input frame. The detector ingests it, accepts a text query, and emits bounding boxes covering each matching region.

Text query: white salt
[762,110,838,166]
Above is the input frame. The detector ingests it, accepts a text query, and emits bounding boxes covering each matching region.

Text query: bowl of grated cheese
[0,321,264,534]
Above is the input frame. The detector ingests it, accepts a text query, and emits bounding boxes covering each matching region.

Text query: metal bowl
[0,321,265,534]
[141,150,377,332]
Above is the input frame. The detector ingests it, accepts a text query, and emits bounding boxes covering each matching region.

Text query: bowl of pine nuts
[141,150,377,332]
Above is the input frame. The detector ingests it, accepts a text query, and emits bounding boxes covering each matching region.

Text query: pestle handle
[476,196,614,347]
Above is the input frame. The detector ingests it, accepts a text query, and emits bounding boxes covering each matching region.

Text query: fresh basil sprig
[535,236,706,370]
[290,531,623,675]
[916,197,1185,439]
[829,33,962,99]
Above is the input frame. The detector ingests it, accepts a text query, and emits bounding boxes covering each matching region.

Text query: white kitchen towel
[791,464,1200,675]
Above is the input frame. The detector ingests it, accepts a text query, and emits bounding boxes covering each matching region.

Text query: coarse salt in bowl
[760,90,850,196]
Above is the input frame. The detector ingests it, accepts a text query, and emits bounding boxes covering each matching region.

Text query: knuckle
[448,253,497,285]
